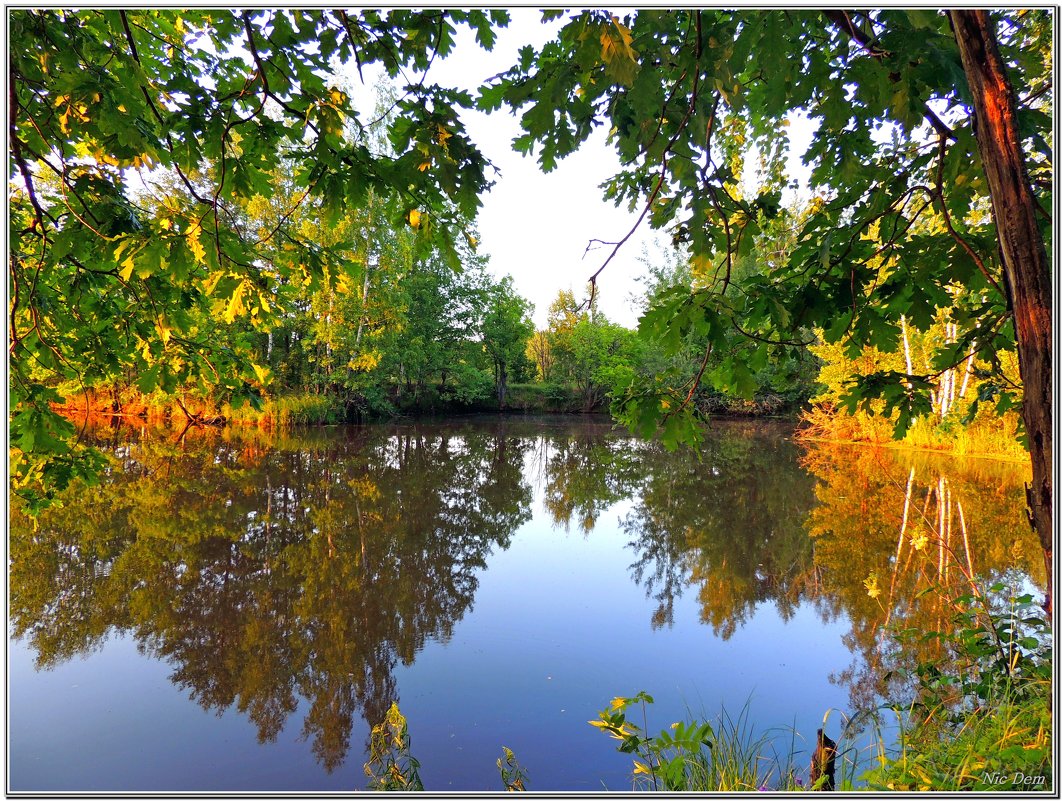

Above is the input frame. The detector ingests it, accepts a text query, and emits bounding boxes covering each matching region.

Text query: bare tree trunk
[497,362,507,409]
[356,260,372,350]
[951,10,1052,614]
[959,339,976,399]
[945,323,958,417]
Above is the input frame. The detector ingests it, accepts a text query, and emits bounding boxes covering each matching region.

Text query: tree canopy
[10,9,506,501]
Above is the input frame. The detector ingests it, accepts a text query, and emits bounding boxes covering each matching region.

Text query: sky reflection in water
[8,417,1040,791]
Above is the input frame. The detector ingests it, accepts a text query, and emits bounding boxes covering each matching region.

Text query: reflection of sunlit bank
[799,442,1043,717]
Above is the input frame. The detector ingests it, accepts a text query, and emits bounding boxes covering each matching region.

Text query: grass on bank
[861,588,1051,792]
[222,393,344,427]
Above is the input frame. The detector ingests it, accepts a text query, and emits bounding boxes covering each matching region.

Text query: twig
[679,341,713,411]
[933,133,1005,297]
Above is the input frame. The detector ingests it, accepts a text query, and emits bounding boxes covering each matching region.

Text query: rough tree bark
[950,10,1053,614]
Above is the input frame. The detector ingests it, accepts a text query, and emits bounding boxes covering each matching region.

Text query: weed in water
[497,746,528,791]
[364,702,424,791]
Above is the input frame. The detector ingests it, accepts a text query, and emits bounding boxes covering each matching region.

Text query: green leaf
[136,364,161,393]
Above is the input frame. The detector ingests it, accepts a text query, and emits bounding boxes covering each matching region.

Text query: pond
[8,416,1043,791]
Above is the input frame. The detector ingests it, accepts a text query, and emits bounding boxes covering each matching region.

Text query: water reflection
[9,417,1042,777]
[802,444,1043,714]
[530,421,822,635]
[10,421,531,772]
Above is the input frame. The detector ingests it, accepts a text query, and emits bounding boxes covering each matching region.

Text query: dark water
[8,416,1042,791]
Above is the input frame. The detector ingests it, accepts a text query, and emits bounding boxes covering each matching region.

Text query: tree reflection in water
[10,420,531,772]
[9,417,1042,771]
[538,421,1041,715]
[802,444,1043,715]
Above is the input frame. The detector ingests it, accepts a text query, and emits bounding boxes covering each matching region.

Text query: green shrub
[865,588,1051,791]
[591,692,823,791]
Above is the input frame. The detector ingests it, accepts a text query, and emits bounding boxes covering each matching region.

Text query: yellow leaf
[690,252,713,279]
[863,573,881,599]
[224,280,247,323]
[349,351,381,371]
[417,161,431,172]
[599,16,639,85]
[251,362,271,384]
[408,209,422,228]
[203,271,224,296]
[187,221,207,264]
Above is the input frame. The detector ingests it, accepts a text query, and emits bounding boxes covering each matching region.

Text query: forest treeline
[53,149,1025,466]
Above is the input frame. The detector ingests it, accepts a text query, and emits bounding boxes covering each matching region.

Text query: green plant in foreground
[497,746,529,791]
[866,587,1052,791]
[591,692,816,791]
[364,702,424,791]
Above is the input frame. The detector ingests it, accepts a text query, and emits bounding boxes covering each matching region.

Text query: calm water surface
[8,416,1041,791]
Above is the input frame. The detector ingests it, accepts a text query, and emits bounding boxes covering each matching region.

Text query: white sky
[347,10,814,329]
[346,11,663,328]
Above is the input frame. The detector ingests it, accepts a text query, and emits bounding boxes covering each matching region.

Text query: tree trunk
[951,10,1053,614]
[810,728,836,791]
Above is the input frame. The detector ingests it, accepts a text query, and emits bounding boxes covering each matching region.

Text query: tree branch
[933,132,1005,297]
[823,9,956,141]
